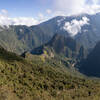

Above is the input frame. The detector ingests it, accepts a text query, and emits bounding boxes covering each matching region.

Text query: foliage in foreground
[0,47,100,100]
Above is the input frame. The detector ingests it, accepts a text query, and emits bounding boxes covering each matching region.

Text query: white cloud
[0,9,39,27]
[83,4,100,14]
[53,0,100,16]
[0,9,50,27]
[11,17,39,26]
[92,0,99,4]
[0,0,100,27]
[53,0,85,15]
[63,17,89,36]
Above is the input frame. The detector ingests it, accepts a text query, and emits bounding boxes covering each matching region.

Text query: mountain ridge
[0,13,100,54]
[30,34,87,59]
[79,41,100,77]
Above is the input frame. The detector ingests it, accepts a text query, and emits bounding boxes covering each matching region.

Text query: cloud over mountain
[63,17,90,36]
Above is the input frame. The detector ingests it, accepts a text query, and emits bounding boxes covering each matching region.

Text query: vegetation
[0,12,100,100]
[0,46,99,100]
[0,25,51,54]
[1,13,100,55]
[31,34,87,59]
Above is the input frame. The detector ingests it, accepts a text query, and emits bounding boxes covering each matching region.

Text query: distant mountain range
[1,13,100,54]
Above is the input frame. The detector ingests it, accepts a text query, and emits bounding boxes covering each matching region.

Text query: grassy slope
[0,47,100,100]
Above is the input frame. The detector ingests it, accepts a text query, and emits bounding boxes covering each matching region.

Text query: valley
[0,11,100,100]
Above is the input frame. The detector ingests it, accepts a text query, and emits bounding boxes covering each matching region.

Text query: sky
[0,0,100,26]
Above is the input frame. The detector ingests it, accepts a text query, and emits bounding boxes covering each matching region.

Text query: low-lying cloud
[0,10,39,27]
[63,17,90,36]
[0,16,39,27]
[0,9,53,27]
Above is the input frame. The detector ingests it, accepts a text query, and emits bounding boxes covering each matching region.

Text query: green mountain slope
[0,45,100,100]
[31,34,87,60]
[1,13,100,54]
[0,25,50,54]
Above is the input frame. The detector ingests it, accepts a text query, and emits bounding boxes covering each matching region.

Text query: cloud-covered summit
[63,17,90,36]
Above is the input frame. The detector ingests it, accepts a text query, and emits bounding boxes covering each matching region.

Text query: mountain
[75,13,100,49]
[79,41,100,77]
[31,34,87,60]
[1,13,100,54]
[0,25,51,54]
[39,13,100,49]
[0,45,100,100]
